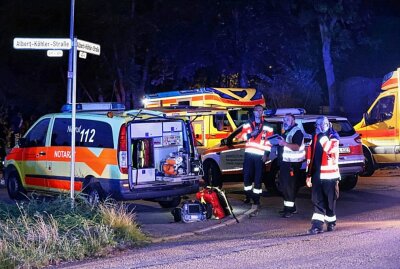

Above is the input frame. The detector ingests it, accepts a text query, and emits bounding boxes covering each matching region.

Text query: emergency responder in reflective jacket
[277,113,305,218]
[306,116,340,234]
[241,105,274,216]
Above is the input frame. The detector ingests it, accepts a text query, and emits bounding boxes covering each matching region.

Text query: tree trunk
[134,48,151,108]
[240,67,248,88]
[319,21,337,114]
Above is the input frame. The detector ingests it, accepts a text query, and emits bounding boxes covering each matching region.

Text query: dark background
[0,0,400,122]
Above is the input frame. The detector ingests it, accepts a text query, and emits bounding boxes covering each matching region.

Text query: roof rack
[61,102,126,112]
[265,108,306,117]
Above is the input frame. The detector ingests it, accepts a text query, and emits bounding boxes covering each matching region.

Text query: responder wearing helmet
[277,113,305,218]
[306,116,340,234]
[240,105,274,216]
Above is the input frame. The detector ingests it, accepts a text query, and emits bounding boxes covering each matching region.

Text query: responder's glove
[306,176,312,188]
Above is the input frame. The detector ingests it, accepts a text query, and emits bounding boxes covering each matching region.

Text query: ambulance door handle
[388,126,394,129]
[38,151,46,156]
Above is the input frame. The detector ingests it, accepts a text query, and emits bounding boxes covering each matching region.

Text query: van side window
[24,118,50,147]
[367,95,395,125]
[51,118,114,148]
[213,114,231,132]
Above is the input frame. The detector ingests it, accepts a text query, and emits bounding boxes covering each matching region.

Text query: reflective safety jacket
[241,119,274,156]
[282,125,305,163]
[306,133,340,180]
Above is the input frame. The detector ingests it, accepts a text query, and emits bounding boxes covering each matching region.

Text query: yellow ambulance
[354,67,399,176]
[4,103,202,207]
[143,88,266,151]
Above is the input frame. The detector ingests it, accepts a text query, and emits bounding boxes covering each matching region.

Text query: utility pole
[67,0,75,104]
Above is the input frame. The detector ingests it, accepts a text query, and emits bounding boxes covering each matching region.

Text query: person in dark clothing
[240,105,274,216]
[306,116,340,234]
[277,113,305,218]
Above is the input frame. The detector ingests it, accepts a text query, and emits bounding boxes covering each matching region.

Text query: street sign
[47,50,63,57]
[78,51,87,59]
[77,39,101,55]
[13,38,71,50]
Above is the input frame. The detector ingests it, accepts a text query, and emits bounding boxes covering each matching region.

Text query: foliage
[0,0,391,113]
[0,195,148,268]
[257,65,322,113]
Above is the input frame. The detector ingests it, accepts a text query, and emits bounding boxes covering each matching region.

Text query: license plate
[339,147,350,153]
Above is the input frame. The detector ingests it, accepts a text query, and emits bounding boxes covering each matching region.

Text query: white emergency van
[3,103,201,207]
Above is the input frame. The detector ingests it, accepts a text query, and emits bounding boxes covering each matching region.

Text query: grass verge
[0,195,148,268]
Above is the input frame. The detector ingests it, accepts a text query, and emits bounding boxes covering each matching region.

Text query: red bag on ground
[196,187,226,219]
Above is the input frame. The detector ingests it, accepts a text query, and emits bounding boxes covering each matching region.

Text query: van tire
[339,175,358,191]
[203,160,222,188]
[263,161,281,196]
[159,196,181,208]
[85,183,104,206]
[6,171,26,200]
[360,147,375,177]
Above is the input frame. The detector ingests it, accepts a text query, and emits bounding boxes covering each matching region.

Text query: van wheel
[6,171,26,200]
[85,183,104,206]
[360,148,374,177]
[159,196,181,208]
[203,160,222,188]
[339,175,358,191]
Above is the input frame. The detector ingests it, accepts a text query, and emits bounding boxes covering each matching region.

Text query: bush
[0,195,148,268]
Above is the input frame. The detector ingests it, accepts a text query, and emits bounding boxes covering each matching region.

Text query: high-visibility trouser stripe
[312,213,325,222]
[245,148,265,156]
[325,215,336,222]
[244,185,253,191]
[253,188,262,194]
[284,201,295,207]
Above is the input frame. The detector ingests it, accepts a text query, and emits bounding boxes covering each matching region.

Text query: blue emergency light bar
[264,108,306,117]
[61,102,126,112]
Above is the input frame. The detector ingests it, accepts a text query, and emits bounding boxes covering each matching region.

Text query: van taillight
[118,125,128,174]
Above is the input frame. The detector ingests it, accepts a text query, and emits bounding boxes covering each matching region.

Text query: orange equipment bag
[196,187,226,219]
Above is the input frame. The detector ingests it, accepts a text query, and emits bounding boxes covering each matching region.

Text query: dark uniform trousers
[311,172,339,228]
[243,152,264,205]
[280,161,302,211]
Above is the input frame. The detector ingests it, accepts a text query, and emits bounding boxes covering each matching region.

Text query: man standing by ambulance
[241,105,274,216]
[277,113,305,218]
[306,116,340,234]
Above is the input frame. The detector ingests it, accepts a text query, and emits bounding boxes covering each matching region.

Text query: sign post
[13,34,101,205]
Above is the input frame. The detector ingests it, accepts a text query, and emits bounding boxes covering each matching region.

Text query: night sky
[0,0,400,118]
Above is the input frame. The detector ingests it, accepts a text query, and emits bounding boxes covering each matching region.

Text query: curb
[150,208,251,243]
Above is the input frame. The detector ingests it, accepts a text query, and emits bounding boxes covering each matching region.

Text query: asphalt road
[1,169,399,268]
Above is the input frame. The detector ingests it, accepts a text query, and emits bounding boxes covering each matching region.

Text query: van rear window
[302,120,356,137]
[51,118,114,148]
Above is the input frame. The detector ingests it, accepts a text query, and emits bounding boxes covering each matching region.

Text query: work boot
[327,223,336,232]
[308,225,324,235]
[249,204,260,218]
[279,207,297,215]
[243,197,251,204]
[282,211,294,218]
